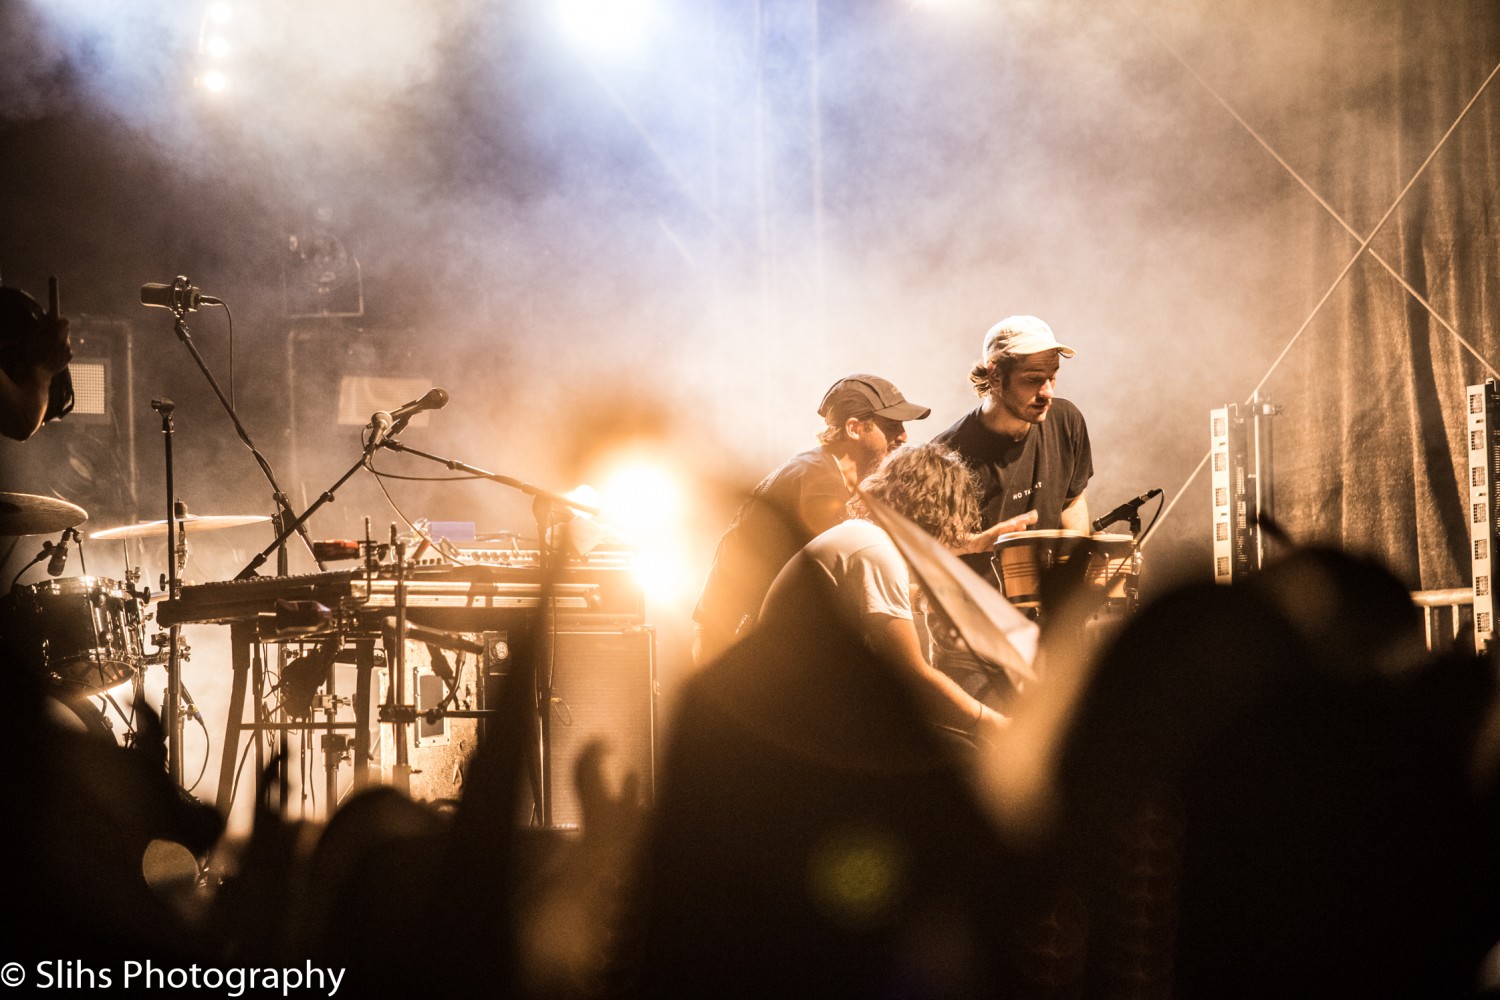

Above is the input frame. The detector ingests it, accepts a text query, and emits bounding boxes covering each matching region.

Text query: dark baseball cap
[818,374,931,425]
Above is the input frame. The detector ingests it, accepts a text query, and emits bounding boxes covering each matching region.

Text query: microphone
[368,387,449,447]
[45,529,70,576]
[140,276,223,313]
[1091,488,1163,532]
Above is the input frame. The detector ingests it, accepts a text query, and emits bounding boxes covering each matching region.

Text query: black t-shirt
[693,447,849,639]
[933,399,1093,577]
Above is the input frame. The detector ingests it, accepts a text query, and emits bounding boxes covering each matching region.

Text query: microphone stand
[159,300,322,577]
[151,399,185,787]
[375,439,600,519]
[237,430,389,580]
[376,437,598,827]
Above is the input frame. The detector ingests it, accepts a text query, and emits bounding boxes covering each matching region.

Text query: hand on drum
[960,510,1039,554]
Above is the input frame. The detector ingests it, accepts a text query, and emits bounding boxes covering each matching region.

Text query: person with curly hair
[762,441,1006,744]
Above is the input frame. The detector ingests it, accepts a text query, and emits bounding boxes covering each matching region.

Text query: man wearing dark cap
[692,374,931,665]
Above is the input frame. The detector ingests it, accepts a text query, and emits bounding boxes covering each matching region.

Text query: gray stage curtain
[1266,1,1500,590]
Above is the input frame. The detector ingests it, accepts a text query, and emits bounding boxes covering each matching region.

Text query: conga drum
[991,530,1088,609]
[1088,532,1141,608]
[990,530,1142,613]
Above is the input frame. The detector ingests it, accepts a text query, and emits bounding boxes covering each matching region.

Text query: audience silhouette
[4,541,1498,998]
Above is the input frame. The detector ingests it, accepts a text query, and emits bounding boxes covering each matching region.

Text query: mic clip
[366,411,403,452]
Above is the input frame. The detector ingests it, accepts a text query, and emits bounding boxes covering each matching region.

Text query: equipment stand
[376,438,598,828]
[216,627,379,816]
[151,398,184,786]
[154,289,323,578]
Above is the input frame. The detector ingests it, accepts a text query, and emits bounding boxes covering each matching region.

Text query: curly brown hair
[849,442,978,549]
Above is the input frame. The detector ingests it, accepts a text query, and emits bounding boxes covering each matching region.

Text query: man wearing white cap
[937,315,1092,538]
[929,315,1093,706]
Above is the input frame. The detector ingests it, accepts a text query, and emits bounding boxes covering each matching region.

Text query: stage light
[196,1,241,101]
[908,0,985,11]
[590,457,694,603]
[284,225,365,318]
[628,547,693,604]
[555,0,657,54]
[598,461,680,535]
[566,483,602,513]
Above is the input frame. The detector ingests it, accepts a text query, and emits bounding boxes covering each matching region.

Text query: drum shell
[990,530,1138,608]
[2,576,144,694]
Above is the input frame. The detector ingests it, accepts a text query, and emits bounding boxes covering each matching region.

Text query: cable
[221,299,236,410]
[367,458,472,568]
[363,444,486,483]
[185,711,211,794]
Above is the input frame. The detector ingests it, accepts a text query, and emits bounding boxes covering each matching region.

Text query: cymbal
[0,492,88,536]
[90,514,271,541]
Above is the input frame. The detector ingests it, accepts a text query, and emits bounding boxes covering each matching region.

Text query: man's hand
[958,509,1039,554]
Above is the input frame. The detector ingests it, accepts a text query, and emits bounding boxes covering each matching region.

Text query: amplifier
[538,627,657,829]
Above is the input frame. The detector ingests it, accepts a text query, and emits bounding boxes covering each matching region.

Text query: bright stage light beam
[200,70,229,93]
[591,458,693,603]
[598,461,680,535]
[555,0,657,55]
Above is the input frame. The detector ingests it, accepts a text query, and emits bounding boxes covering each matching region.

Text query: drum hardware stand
[376,436,598,828]
[316,680,355,812]
[151,398,187,787]
[97,669,147,746]
[388,525,413,796]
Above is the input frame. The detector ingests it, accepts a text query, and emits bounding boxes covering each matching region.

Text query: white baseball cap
[981,315,1076,360]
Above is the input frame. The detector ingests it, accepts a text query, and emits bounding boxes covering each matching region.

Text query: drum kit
[0,490,267,740]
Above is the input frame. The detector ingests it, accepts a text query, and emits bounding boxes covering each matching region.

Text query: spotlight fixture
[556,0,656,54]
[283,218,365,319]
[196,1,236,97]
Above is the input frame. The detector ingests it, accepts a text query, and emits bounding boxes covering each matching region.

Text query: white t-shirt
[793,518,911,621]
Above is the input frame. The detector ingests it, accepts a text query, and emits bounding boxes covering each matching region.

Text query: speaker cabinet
[541,626,657,829]
[0,317,140,520]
